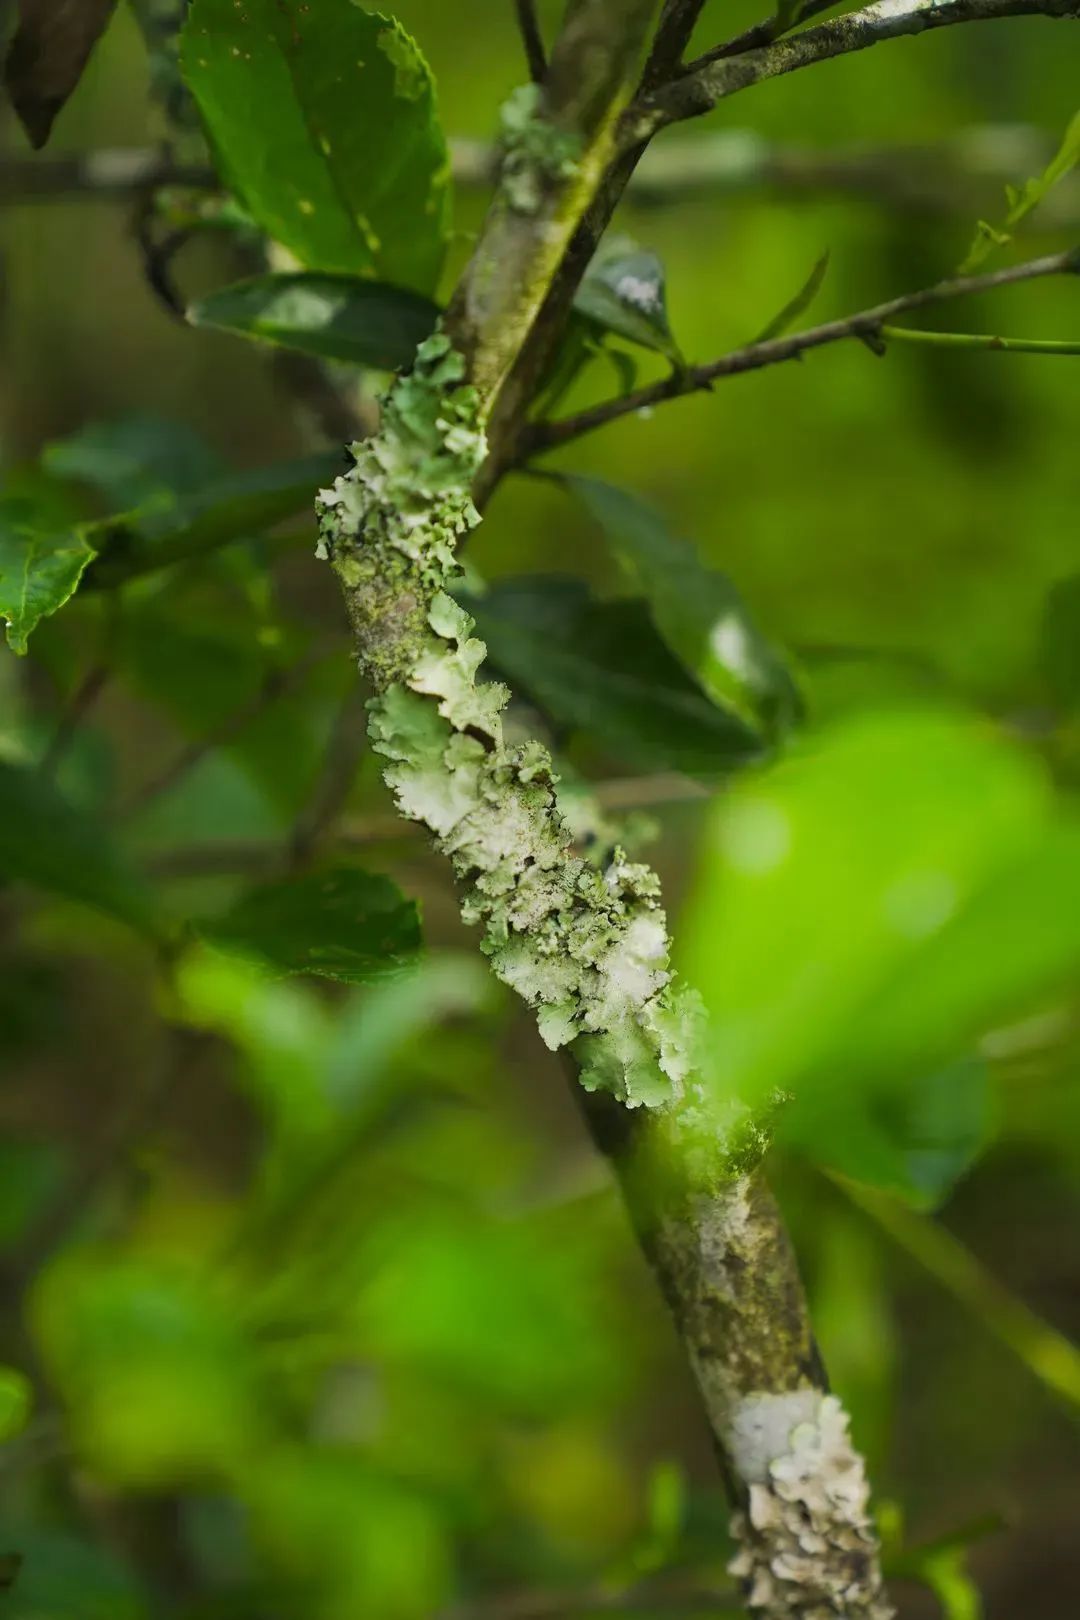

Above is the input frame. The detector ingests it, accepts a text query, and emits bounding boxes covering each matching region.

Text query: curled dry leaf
[4,0,118,148]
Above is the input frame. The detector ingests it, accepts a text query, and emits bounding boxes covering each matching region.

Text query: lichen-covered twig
[524,246,1080,456]
[626,0,1080,143]
[310,4,893,1614]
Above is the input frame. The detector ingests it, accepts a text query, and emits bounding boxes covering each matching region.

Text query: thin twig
[524,247,1080,454]
[881,323,1080,353]
[687,0,842,69]
[627,0,1080,142]
[514,0,548,80]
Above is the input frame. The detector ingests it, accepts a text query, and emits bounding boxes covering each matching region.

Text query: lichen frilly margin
[314,331,710,1112]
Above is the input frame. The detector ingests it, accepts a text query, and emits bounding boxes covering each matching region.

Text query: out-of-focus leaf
[0,759,158,935]
[961,106,1080,270]
[33,1256,261,1485]
[3,0,117,148]
[84,451,341,587]
[0,1365,31,1441]
[466,576,761,777]
[0,499,94,653]
[1040,572,1080,708]
[2,1533,145,1619]
[754,250,830,342]
[681,710,1080,1200]
[573,244,681,360]
[180,0,450,292]
[44,414,224,509]
[189,273,439,370]
[200,867,421,985]
[566,477,802,741]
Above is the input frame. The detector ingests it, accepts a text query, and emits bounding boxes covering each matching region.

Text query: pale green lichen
[499,84,583,214]
[316,333,706,1110]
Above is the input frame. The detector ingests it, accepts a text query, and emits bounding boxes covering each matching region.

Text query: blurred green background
[2,2,1080,1617]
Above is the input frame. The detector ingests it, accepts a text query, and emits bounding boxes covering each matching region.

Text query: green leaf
[754,250,830,342]
[565,477,802,741]
[681,710,1080,1202]
[0,759,158,935]
[44,414,224,508]
[0,500,95,653]
[180,0,450,292]
[0,1365,31,1442]
[465,576,761,778]
[199,866,421,984]
[85,451,341,586]
[573,243,681,360]
[189,272,438,369]
[961,107,1080,270]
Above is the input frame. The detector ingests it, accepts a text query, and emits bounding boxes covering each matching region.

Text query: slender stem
[688,0,842,69]
[839,1177,1080,1413]
[627,0,1080,142]
[881,323,1080,352]
[525,247,1080,454]
[514,0,548,80]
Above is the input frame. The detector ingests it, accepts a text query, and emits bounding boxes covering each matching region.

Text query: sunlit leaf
[181,0,450,291]
[199,866,421,984]
[465,575,761,777]
[961,106,1080,270]
[189,272,439,369]
[0,500,95,653]
[566,477,802,741]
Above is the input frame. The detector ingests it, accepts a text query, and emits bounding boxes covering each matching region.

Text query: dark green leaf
[180,1,450,291]
[3,0,117,148]
[0,500,95,653]
[754,250,830,343]
[466,576,761,778]
[566,477,802,740]
[200,867,421,984]
[85,452,341,586]
[1040,573,1080,709]
[0,759,157,934]
[573,244,681,360]
[44,414,224,509]
[189,273,438,370]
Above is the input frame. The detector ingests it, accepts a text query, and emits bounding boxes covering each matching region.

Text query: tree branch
[514,0,548,81]
[627,0,1080,142]
[524,246,1080,454]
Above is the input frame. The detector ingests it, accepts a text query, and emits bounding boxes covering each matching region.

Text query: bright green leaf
[0,759,158,935]
[754,250,830,343]
[961,107,1080,270]
[0,501,95,653]
[189,272,439,370]
[0,1365,31,1442]
[180,1,450,291]
[199,866,421,985]
[565,477,802,741]
[465,575,761,777]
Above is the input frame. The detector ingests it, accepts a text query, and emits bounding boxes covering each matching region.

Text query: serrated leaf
[3,0,117,148]
[200,867,421,984]
[754,250,829,343]
[565,477,802,741]
[465,576,760,778]
[180,0,450,292]
[0,500,95,653]
[573,244,680,360]
[189,272,438,370]
[0,759,158,935]
[84,451,342,587]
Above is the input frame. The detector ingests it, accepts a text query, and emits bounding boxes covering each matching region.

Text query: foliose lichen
[315,332,704,1109]
[499,84,583,214]
[727,1393,894,1620]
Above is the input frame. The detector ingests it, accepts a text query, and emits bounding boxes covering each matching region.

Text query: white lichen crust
[316,333,703,1108]
[728,1393,894,1619]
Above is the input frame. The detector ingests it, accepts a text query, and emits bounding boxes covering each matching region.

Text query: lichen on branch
[316,332,703,1109]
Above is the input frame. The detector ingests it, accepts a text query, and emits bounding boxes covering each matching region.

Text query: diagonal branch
[524,246,1080,455]
[514,0,549,81]
[627,0,1080,142]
